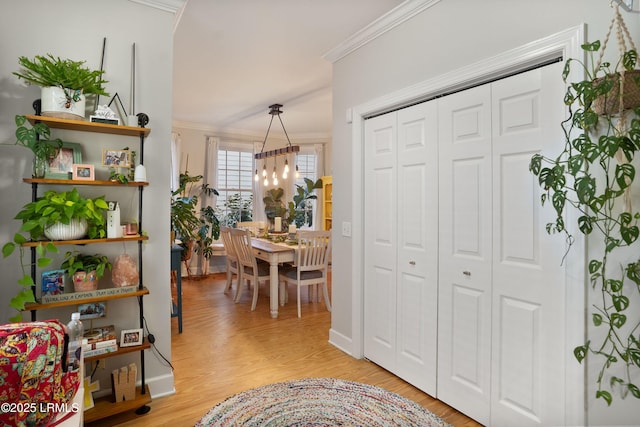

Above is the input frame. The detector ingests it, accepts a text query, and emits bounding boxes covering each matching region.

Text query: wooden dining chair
[220,226,240,298]
[229,227,270,311]
[279,230,332,318]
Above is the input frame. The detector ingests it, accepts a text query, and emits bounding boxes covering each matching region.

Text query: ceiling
[172,0,405,140]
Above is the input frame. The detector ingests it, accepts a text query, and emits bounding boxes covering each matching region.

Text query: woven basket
[593,69,640,115]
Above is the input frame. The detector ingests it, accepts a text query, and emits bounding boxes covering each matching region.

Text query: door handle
[463,271,471,276]
[409,260,416,266]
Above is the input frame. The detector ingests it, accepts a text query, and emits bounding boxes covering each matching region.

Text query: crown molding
[172,120,331,142]
[323,0,440,63]
[129,0,187,14]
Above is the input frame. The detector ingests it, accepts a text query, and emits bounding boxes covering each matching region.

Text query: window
[294,152,318,229]
[216,148,254,227]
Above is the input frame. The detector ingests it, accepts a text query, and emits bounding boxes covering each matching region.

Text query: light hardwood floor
[87,272,482,427]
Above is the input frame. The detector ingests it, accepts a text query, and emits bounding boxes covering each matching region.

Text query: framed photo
[45,141,82,179]
[120,328,143,347]
[72,163,95,180]
[78,302,107,320]
[41,269,65,296]
[102,149,131,167]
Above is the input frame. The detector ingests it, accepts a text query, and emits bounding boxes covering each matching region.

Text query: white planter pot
[40,86,86,120]
[44,218,88,241]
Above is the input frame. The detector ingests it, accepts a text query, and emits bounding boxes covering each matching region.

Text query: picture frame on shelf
[78,301,107,320]
[72,163,94,180]
[41,269,65,296]
[120,328,143,347]
[45,141,82,179]
[102,149,131,167]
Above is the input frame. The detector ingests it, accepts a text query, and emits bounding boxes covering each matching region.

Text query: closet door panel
[438,84,493,425]
[490,63,567,427]
[395,102,438,395]
[364,112,397,368]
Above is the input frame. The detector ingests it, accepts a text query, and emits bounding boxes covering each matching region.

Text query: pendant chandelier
[254,104,300,186]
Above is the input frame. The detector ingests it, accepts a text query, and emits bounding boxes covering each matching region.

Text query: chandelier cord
[277,114,293,148]
[259,114,276,154]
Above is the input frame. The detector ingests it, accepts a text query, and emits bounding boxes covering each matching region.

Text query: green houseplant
[529,38,640,405]
[13,188,108,241]
[13,54,109,120]
[263,187,288,228]
[2,188,109,320]
[170,170,220,276]
[13,54,109,96]
[287,178,323,228]
[13,114,62,178]
[61,251,112,292]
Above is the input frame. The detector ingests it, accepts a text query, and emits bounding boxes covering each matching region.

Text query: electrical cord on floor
[143,315,175,371]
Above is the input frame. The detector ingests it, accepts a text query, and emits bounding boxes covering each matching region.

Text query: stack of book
[83,325,117,357]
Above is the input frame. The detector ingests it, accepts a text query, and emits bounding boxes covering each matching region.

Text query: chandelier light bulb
[263,177,269,186]
[272,166,277,180]
[283,171,288,179]
[273,176,279,185]
[284,159,290,174]
[254,169,259,182]
[262,164,267,177]
[295,164,300,179]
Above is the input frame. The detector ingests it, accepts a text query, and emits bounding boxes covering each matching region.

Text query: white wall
[330,0,640,425]
[0,0,175,398]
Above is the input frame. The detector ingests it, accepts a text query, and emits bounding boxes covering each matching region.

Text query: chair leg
[297,283,302,318]
[322,282,332,312]
[234,271,244,303]
[251,279,260,311]
[224,263,233,294]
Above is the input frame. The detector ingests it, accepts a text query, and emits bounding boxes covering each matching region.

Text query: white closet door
[437,84,493,425]
[490,63,567,427]
[395,102,438,395]
[364,102,438,394]
[364,111,397,369]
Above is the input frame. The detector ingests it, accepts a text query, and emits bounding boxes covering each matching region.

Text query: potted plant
[529,35,640,405]
[170,170,220,277]
[13,188,108,241]
[13,54,109,120]
[263,187,288,230]
[2,188,108,320]
[287,178,323,228]
[61,251,112,292]
[13,114,62,178]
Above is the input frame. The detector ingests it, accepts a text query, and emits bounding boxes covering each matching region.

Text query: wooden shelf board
[24,287,149,311]
[85,340,151,363]
[23,178,148,187]
[26,115,150,137]
[21,235,148,247]
[83,384,152,424]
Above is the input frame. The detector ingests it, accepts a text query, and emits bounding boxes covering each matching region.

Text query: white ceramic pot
[40,86,86,120]
[44,218,88,241]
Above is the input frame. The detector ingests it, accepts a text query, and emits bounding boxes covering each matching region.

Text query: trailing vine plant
[529,33,640,405]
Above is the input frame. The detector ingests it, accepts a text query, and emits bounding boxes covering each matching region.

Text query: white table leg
[269,258,279,318]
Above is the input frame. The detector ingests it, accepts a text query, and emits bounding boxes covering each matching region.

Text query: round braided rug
[196,378,452,426]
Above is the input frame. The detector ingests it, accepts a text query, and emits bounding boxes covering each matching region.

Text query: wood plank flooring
[87,273,482,426]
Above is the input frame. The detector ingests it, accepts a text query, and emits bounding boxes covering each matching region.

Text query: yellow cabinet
[321,175,332,230]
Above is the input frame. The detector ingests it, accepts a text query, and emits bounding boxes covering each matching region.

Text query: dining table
[250,237,296,318]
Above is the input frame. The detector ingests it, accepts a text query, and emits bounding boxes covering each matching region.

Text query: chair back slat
[220,226,237,262]
[297,230,331,272]
[230,228,257,271]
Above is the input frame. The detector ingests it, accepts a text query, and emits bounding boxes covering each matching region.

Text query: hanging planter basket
[593,69,640,115]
